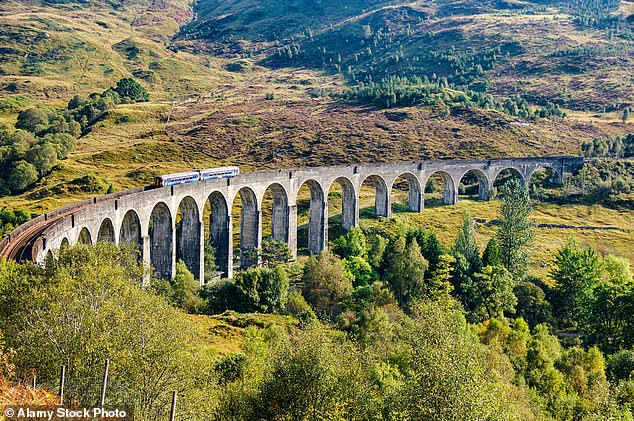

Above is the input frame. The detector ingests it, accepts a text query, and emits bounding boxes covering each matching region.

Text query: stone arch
[60,237,70,249]
[390,173,422,213]
[149,202,173,280]
[493,167,526,188]
[360,174,390,217]
[177,196,201,280]
[77,227,92,245]
[233,187,259,269]
[327,177,357,233]
[207,191,230,278]
[458,169,490,200]
[298,179,326,254]
[97,218,116,243]
[263,183,290,244]
[119,210,142,253]
[423,171,457,206]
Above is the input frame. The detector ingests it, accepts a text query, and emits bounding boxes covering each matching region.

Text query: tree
[622,107,630,123]
[513,281,553,328]
[584,255,633,352]
[482,238,501,267]
[234,266,289,313]
[4,243,214,418]
[260,239,292,267]
[427,253,455,300]
[26,141,57,177]
[400,299,526,419]
[302,252,353,318]
[550,238,603,327]
[343,255,376,287]
[469,265,517,321]
[333,227,367,259]
[453,212,482,275]
[15,108,49,133]
[496,178,534,280]
[8,160,38,192]
[408,229,445,273]
[382,235,429,307]
[172,260,204,313]
[114,78,149,102]
[366,234,387,269]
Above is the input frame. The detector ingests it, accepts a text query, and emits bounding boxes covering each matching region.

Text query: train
[153,166,240,187]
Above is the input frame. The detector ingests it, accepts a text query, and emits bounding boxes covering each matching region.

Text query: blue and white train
[154,166,240,187]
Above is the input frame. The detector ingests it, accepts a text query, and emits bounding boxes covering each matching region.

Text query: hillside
[0,0,632,213]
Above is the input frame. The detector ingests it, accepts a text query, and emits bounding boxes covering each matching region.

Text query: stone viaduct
[1,156,584,282]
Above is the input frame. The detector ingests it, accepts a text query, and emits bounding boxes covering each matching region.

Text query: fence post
[100,359,109,409]
[59,365,66,406]
[169,390,177,421]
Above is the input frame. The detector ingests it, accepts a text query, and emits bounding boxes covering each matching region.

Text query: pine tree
[496,179,534,280]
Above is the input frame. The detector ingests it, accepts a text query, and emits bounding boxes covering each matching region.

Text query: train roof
[156,171,199,179]
[199,166,239,172]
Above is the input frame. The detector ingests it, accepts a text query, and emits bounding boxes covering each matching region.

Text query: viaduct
[0,156,584,282]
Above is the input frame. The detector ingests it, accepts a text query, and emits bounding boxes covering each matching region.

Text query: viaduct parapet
[1,156,584,281]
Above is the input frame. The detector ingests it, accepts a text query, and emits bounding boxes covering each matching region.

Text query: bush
[302,252,353,319]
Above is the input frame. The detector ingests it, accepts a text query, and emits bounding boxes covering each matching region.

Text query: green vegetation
[0,77,148,196]
[2,182,633,418]
[582,134,634,158]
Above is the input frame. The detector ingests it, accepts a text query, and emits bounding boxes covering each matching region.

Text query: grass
[188,311,297,357]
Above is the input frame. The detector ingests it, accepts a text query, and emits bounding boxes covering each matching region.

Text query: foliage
[514,280,554,328]
[381,235,429,308]
[204,240,219,281]
[114,78,149,103]
[172,260,205,313]
[366,233,387,269]
[2,243,214,418]
[468,265,517,321]
[343,255,377,287]
[302,252,353,319]
[234,266,289,313]
[0,208,31,237]
[582,134,634,159]
[259,239,292,268]
[284,290,317,325]
[482,238,502,267]
[333,227,367,260]
[199,280,241,315]
[496,178,534,280]
[550,238,603,328]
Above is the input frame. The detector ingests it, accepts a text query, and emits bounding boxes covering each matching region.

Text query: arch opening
[359,175,389,219]
[119,210,142,255]
[176,196,201,281]
[493,168,526,193]
[458,169,490,201]
[97,218,116,243]
[204,191,230,279]
[327,177,357,243]
[390,173,422,214]
[77,227,92,245]
[297,180,326,255]
[232,187,259,270]
[149,202,173,280]
[424,171,456,207]
[262,183,289,244]
[528,166,563,201]
[60,237,70,250]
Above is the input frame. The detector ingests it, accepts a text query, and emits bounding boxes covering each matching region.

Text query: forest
[1,178,633,419]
